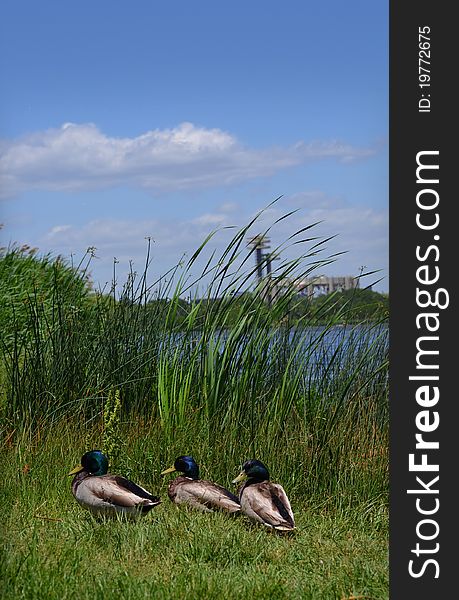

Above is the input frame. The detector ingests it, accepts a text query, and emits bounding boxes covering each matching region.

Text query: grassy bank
[1,215,389,598]
[1,422,388,600]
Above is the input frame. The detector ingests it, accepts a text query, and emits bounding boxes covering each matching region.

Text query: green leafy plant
[102,388,124,470]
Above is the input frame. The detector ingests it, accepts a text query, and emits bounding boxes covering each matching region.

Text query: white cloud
[286,190,347,210]
[218,202,239,213]
[191,213,228,226]
[48,224,71,235]
[0,122,376,198]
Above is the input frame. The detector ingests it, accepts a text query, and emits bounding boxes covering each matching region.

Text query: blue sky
[0,1,388,293]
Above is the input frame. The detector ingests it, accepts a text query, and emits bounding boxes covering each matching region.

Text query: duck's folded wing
[85,476,160,507]
[113,476,161,504]
[178,480,240,512]
[245,482,295,529]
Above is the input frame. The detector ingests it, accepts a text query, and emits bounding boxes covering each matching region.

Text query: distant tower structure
[265,251,280,275]
[247,235,281,305]
[266,252,273,276]
[247,235,271,286]
[264,250,280,305]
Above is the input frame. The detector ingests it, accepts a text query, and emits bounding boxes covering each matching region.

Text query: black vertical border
[390,2,455,597]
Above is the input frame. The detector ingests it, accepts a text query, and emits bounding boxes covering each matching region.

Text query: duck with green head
[69,450,161,519]
[161,455,240,513]
[232,459,295,531]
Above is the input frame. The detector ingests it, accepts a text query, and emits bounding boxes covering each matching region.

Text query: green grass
[1,423,388,600]
[0,212,389,598]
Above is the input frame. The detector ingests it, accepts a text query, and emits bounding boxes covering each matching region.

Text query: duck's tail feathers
[141,497,161,513]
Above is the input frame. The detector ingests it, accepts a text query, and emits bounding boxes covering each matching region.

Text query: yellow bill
[68,464,83,476]
[232,470,247,484]
[160,465,177,475]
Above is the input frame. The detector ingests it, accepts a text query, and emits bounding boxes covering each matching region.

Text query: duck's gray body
[167,476,241,513]
[72,470,161,519]
[239,479,295,531]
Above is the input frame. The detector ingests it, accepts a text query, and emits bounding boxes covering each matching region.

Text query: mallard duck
[69,450,161,519]
[161,455,240,513]
[232,459,295,531]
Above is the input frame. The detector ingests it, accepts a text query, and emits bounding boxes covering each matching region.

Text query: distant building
[265,274,362,302]
[295,275,361,297]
